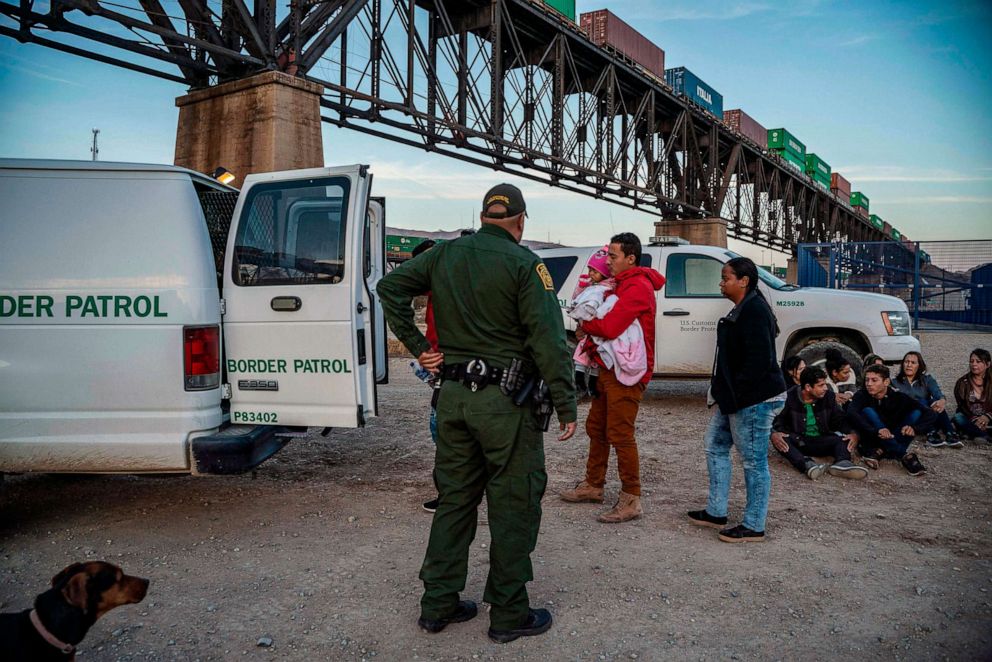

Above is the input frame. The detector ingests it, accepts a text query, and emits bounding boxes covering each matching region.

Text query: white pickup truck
[536,239,920,377]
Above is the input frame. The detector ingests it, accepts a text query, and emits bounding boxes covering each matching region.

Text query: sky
[1,0,991,267]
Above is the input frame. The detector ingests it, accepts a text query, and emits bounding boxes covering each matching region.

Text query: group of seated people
[774,348,992,478]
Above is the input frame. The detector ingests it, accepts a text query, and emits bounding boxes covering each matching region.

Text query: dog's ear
[61,572,90,613]
[51,563,86,588]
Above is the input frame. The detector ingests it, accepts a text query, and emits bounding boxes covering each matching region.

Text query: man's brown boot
[597,491,642,523]
[559,481,604,503]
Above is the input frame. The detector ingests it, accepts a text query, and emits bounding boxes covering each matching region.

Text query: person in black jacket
[687,258,787,544]
[770,366,868,481]
[848,364,936,476]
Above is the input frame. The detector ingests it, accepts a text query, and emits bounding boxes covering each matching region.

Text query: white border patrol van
[537,239,920,378]
[0,160,387,475]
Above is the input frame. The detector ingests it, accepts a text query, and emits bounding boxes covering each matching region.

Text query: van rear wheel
[796,341,864,380]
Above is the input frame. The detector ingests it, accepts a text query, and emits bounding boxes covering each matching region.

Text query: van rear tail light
[184,325,220,391]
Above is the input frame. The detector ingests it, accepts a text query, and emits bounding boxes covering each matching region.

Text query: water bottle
[410,361,432,383]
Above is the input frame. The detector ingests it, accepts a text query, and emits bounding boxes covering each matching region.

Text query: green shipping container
[850,192,869,210]
[891,229,902,241]
[767,128,806,159]
[869,214,884,230]
[386,235,427,254]
[773,148,805,171]
[542,0,575,21]
[805,153,831,182]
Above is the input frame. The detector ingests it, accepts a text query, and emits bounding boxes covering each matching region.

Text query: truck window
[542,256,578,294]
[233,178,350,286]
[665,254,724,298]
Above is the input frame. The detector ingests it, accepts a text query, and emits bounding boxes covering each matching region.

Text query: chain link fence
[797,240,992,330]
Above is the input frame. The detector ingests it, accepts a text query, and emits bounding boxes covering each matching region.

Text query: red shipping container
[580,9,665,79]
[830,172,851,199]
[723,109,766,147]
[859,207,870,220]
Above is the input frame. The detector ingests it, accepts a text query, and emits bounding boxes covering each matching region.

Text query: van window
[542,256,578,293]
[198,189,240,281]
[666,254,724,298]
[639,254,652,268]
[233,178,350,286]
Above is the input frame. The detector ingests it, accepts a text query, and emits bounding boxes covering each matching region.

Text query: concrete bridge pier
[174,71,324,188]
[653,218,728,248]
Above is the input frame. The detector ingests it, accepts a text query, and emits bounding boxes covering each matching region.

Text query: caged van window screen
[232,178,351,287]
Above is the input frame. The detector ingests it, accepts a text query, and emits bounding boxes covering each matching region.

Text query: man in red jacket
[559,233,666,522]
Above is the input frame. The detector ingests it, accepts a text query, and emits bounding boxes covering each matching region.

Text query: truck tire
[796,341,864,380]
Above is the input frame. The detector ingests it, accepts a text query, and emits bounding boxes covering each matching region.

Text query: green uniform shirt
[377,224,577,424]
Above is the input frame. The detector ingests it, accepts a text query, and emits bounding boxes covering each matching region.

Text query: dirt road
[2,333,990,661]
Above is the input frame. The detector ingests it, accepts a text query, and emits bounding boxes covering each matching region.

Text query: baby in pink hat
[570,247,615,397]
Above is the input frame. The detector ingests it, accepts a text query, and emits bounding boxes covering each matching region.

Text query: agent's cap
[482,183,527,219]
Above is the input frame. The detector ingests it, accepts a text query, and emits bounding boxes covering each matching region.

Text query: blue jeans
[912,398,954,434]
[860,407,921,458]
[952,412,989,439]
[429,405,438,444]
[705,400,784,533]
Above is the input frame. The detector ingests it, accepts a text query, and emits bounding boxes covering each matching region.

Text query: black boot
[488,608,553,643]
[588,375,599,398]
[418,600,478,633]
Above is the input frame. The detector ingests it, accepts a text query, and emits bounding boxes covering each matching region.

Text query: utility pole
[90,128,100,161]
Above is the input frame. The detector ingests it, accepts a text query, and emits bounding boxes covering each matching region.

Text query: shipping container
[772,148,805,173]
[804,153,831,183]
[581,9,664,78]
[541,0,575,22]
[767,128,806,159]
[869,214,884,230]
[882,221,892,235]
[830,172,851,199]
[891,228,902,241]
[858,207,870,220]
[723,109,767,147]
[850,191,869,210]
[665,67,723,118]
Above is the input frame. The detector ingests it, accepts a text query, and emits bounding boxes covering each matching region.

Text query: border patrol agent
[377,183,577,643]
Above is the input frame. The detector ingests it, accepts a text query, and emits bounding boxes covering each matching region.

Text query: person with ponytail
[688,257,787,544]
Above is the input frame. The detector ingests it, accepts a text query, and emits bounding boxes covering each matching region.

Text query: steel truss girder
[0,0,883,252]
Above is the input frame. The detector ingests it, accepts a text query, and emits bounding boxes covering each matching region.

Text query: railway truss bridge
[0,0,889,252]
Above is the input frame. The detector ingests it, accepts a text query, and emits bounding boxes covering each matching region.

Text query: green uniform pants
[419,379,547,630]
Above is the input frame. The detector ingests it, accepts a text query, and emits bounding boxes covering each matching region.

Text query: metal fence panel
[797,240,992,330]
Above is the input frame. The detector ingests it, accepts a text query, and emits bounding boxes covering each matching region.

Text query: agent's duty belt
[441,358,534,395]
[441,359,505,393]
[441,358,553,431]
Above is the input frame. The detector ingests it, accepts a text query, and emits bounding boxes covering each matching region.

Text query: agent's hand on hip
[418,350,444,372]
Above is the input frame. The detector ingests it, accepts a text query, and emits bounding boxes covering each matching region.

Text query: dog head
[50,562,149,619]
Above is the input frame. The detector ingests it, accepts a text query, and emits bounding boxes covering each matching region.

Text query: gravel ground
[1,332,990,661]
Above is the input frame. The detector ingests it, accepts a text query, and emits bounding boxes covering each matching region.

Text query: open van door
[366,197,388,388]
[222,165,375,428]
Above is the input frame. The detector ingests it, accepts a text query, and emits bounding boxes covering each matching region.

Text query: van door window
[542,256,578,293]
[639,254,652,268]
[665,254,724,298]
[232,178,350,286]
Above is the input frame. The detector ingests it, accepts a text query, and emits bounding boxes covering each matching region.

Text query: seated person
[952,348,992,443]
[891,350,962,448]
[848,364,936,476]
[781,355,806,388]
[770,366,867,481]
[824,348,856,408]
